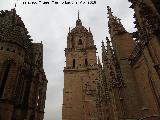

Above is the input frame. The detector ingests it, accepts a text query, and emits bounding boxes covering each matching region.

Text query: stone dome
[0,9,32,48]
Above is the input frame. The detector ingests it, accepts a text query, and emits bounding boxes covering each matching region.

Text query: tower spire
[89,27,91,32]
[69,27,71,33]
[76,10,82,26]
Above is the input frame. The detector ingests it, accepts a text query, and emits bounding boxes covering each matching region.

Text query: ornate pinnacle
[106,37,111,49]
[107,6,126,34]
[107,6,114,20]
[102,40,106,52]
[117,18,121,24]
[106,37,112,55]
[106,37,110,45]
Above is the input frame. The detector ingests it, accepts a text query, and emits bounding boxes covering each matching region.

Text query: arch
[0,60,11,97]
[78,39,83,45]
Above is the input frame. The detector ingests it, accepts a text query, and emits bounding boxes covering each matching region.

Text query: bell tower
[62,13,98,120]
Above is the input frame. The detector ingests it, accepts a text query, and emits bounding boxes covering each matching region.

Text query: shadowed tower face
[0,9,47,120]
[62,13,98,120]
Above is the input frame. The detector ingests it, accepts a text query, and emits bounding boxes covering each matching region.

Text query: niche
[78,39,83,45]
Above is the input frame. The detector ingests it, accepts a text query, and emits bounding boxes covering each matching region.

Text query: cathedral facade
[63,0,160,120]
[97,0,160,120]
[0,9,47,120]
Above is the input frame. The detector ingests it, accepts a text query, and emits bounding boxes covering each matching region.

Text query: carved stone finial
[117,18,121,23]
[107,6,115,20]
[107,6,112,15]
[107,6,126,35]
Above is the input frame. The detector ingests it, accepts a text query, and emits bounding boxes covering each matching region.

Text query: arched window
[73,59,75,68]
[0,62,11,97]
[85,59,88,66]
[78,39,83,45]
[71,39,75,48]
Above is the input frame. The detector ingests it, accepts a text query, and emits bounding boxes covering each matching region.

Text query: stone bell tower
[62,12,98,120]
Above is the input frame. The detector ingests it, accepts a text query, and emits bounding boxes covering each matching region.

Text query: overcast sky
[0,0,135,120]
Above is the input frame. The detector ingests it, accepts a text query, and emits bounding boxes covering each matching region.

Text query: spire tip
[89,27,91,32]
[78,10,80,19]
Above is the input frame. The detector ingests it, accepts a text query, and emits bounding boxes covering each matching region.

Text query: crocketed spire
[107,6,126,35]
